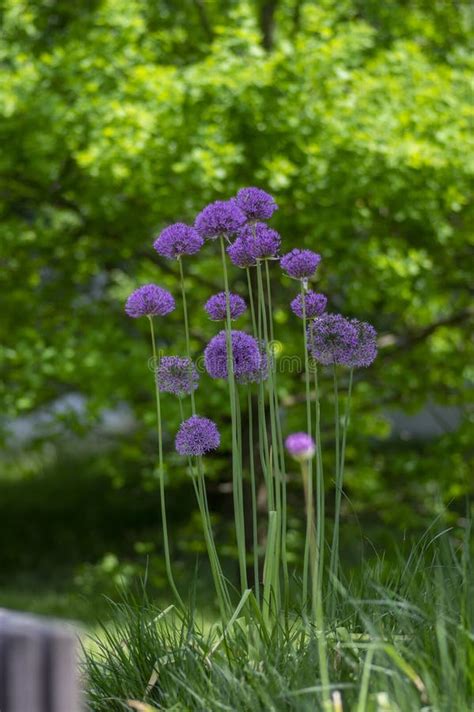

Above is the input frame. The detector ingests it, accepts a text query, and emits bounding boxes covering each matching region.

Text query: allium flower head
[281,249,321,279]
[238,222,281,260]
[307,313,358,366]
[291,290,327,320]
[285,432,316,462]
[227,237,257,269]
[175,415,220,456]
[204,292,247,321]
[346,319,378,368]
[204,330,262,381]
[153,223,203,259]
[194,200,246,240]
[157,357,199,398]
[125,284,175,318]
[234,187,278,221]
[236,340,270,385]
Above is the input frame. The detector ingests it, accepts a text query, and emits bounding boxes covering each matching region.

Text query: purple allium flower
[234,187,278,221]
[175,415,220,456]
[204,330,262,381]
[204,292,247,321]
[237,222,281,260]
[157,357,199,398]
[346,319,378,368]
[307,313,358,366]
[153,223,203,259]
[290,290,327,320]
[285,432,316,461]
[125,284,175,318]
[236,340,270,385]
[227,237,257,269]
[194,200,246,240]
[280,249,321,280]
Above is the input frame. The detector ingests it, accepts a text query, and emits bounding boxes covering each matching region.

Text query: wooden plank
[0,609,81,712]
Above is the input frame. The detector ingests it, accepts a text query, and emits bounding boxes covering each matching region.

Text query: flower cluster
[307,313,358,366]
[281,249,321,279]
[235,340,270,385]
[346,319,378,368]
[227,237,257,269]
[157,357,199,398]
[285,432,316,461]
[291,290,327,320]
[204,330,262,381]
[175,415,220,456]
[237,222,281,260]
[204,292,247,321]
[125,186,377,481]
[195,200,246,240]
[154,223,203,260]
[234,187,278,221]
[306,313,377,368]
[125,284,175,318]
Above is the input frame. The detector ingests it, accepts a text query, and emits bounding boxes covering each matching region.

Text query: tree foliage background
[0,0,472,612]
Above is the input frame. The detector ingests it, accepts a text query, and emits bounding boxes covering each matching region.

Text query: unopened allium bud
[285,432,316,461]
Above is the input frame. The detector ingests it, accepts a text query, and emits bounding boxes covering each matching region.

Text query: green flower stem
[249,267,272,505]
[262,509,279,629]
[301,285,314,609]
[330,367,354,592]
[300,459,316,580]
[248,387,260,605]
[309,362,331,710]
[148,316,184,610]
[256,259,281,614]
[246,268,257,338]
[329,364,341,600]
[313,363,325,599]
[220,236,248,593]
[265,260,289,612]
[178,258,196,415]
[177,398,230,619]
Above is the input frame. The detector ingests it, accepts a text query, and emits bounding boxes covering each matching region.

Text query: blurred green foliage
[0,0,473,608]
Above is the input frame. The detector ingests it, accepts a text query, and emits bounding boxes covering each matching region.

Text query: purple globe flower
[204,330,262,381]
[194,200,246,240]
[227,237,257,269]
[307,313,358,366]
[204,292,247,321]
[125,284,175,318]
[281,249,321,279]
[236,340,270,385]
[153,223,203,259]
[157,357,199,398]
[285,432,316,462]
[234,187,278,221]
[346,319,378,368]
[175,415,220,456]
[237,223,281,260]
[290,291,327,320]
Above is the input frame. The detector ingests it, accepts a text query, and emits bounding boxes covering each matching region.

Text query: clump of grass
[84,522,473,711]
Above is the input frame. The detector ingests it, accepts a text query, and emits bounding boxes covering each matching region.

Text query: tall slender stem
[256,260,281,615]
[301,286,314,609]
[329,364,341,605]
[148,316,184,610]
[248,387,260,605]
[309,362,331,710]
[220,236,248,593]
[313,363,325,598]
[330,367,353,593]
[178,258,196,414]
[177,398,230,619]
[265,260,289,613]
